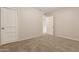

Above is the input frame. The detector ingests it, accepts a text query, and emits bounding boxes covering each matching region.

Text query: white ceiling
[3,7,63,14]
[35,7,63,14]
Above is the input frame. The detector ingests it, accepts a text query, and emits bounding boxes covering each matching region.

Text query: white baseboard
[0,34,43,45]
[56,35,79,41]
[19,34,43,41]
[25,34,43,40]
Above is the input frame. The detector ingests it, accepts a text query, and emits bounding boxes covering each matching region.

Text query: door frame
[43,15,55,36]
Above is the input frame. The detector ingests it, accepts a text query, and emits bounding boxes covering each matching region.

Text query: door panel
[1,8,18,44]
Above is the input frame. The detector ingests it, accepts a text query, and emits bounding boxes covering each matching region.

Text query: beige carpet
[0,34,79,52]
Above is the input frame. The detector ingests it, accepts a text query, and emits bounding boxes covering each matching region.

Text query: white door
[1,8,18,45]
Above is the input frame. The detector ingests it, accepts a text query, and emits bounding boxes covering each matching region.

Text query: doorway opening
[43,15,54,35]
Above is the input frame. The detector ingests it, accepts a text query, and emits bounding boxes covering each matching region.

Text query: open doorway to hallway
[43,15,53,35]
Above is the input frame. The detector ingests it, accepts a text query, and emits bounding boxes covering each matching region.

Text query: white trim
[56,35,79,41]
[21,34,43,41]
[0,34,43,45]
[3,7,17,10]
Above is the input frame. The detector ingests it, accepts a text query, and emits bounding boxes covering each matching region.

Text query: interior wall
[0,8,1,43]
[17,8,43,40]
[50,8,79,41]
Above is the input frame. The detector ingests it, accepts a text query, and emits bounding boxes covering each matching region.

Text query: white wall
[49,8,79,41]
[0,8,1,43]
[18,8,43,40]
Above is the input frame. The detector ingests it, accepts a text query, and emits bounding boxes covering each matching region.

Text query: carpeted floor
[0,34,79,52]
